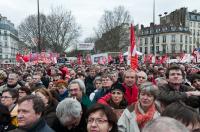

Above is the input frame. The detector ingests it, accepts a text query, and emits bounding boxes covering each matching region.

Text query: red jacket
[98,83,138,106]
[98,93,111,106]
[122,83,138,105]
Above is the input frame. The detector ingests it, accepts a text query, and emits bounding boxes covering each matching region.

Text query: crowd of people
[0,62,200,132]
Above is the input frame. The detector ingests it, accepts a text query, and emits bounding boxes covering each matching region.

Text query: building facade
[0,14,19,64]
[138,7,200,56]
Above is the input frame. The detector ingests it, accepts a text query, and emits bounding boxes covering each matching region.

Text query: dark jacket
[85,76,95,96]
[9,118,54,132]
[0,123,16,132]
[158,83,200,108]
[42,100,58,129]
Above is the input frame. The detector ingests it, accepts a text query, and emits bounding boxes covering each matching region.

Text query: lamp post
[37,0,41,53]
[152,0,156,56]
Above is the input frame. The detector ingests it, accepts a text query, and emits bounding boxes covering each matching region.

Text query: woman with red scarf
[118,82,160,132]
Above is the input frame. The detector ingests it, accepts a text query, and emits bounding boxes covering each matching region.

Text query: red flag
[77,53,82,65]
[86,54,92,65]
[119,52,124,64]
[130,24,138,70]
[108,55,113,63]
[161,54,168,64]
[102,56,107,64]
[16,52,22,62]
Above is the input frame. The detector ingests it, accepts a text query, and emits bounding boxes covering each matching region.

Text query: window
[171,35,176,42]
[140,38,143,45]
[171,45,176,53]
[156,36,159,43]
[190,22,193,27]
[189,45,192,53]
[140,47,142,52]
[185,45,188,53]
[198,23,200,28]
[163,45,166,54]
[193,29,196,36]
[5,42,8,47]
[151,46,154,53]
[5,55,8,59]
[156,46,159,53]
[145,47,148,54]
[185,36,188,44]
[0,48,2,53]
[163,35,166,43]
[145,38,148,44]
[193,22,196,27]
[189,37,192,44]
[4,31,7,35]
[150,37,154,45]
[180,35,183,43]
[3,36,7,40]
[180,44,183,52]
[0,55,2,59]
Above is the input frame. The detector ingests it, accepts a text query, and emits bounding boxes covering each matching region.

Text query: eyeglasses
[87,118,108,124]
[0,96,13,99]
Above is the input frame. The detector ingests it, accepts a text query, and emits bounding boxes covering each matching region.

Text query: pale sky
[0,0,199,41]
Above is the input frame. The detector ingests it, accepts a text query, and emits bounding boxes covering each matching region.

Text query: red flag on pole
[119,52,124,64]
[77,53,82,65]
[130,24,138,70]
[108,55,113,63]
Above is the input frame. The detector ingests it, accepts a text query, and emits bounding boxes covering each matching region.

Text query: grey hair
[137,71,147,80]
[139,82,158,97]
[93,76,102,84]
[142,117,189,132]
[56,98,82,125]
[68,79,86,94]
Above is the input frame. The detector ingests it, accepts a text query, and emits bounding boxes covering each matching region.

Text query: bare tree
[18,14,47,50]
[95,6,131,52]
[18,7,80,53]
[45,7,80,53]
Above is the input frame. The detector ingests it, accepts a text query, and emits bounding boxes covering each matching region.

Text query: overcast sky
[0,0,199,41]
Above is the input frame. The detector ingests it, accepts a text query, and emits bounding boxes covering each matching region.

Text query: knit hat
[110,82,125,93]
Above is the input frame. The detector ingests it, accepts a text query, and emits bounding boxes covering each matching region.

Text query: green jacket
[81,94,92,108]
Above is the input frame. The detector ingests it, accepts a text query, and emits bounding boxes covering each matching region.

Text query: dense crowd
[0,62,200,132]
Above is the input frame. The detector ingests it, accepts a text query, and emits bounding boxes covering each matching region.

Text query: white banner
[77,43,94,50]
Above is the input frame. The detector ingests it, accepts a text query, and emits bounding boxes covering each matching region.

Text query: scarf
[122,83,138,105]
[135,102,156,129]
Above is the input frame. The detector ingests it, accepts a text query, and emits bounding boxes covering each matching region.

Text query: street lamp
[37,0,41,53]
[152,0,156,56]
